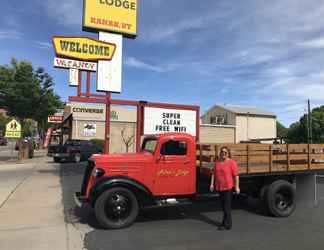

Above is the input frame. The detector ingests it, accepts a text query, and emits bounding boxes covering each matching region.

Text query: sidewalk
[0,152,84,250]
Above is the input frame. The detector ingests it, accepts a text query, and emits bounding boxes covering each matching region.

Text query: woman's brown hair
[219,146,232,159]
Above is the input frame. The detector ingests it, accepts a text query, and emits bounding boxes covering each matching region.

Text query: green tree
[310,106,324,143]
[0,59,62,136]
[286,121,305,143]
[276,121,288,139]
[0,113,10,136]
[32,67,62,134]
[286,105,324,143]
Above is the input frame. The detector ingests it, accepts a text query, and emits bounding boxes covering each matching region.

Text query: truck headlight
[92,168,105,178]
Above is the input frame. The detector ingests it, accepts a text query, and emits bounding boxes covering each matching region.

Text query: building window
[210,115,227,125]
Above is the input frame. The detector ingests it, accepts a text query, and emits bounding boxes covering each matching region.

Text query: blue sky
[1,0,324,127]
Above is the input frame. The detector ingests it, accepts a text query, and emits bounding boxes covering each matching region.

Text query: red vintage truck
[75,132,324,229]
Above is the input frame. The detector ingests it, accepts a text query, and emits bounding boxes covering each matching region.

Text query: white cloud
[35,41,52,50]
[299,37,324,49]
[0,30,21,40]
[143,17,209,44]
[125,57,180,73]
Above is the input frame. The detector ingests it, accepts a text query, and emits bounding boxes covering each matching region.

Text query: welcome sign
[52,36,116,61]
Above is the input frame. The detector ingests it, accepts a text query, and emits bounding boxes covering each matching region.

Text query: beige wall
[200,125,235,143]
[110,122,136,153]
[235,115,276,143]
[64,102,137,122]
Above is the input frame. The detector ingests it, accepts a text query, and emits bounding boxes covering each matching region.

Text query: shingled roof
[208,105,276,117]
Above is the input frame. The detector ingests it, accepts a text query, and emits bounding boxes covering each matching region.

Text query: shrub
[90,139,104,153]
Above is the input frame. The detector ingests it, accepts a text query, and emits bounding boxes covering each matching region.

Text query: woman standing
[210,146,240,230]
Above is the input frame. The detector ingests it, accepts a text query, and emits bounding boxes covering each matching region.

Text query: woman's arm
[210,173,214,192]
[235,176,240,194]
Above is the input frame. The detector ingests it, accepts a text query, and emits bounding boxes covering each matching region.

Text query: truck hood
[90,152,154,165]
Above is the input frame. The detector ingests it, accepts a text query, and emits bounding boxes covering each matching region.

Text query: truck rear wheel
[94,187,139,229]
[259,184,270,213]
[267,180,296,217]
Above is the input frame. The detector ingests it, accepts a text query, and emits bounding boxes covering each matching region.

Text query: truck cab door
[153,138,195,196]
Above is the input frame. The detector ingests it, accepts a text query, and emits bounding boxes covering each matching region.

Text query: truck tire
[54,157,61,163]
[94,187,139,229]
[259,184,270,214]
[74,153,81,163]
[266,180,296,217]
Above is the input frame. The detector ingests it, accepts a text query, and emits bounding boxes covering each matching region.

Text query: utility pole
[308,99,312,144]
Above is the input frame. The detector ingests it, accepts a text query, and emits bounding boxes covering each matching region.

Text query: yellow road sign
[52,36,116,61]
[5,119,21,138]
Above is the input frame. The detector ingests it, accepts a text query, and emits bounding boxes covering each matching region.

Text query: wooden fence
[196,143,324,174]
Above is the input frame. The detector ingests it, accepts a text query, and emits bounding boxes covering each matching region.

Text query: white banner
[69,69,79,86]
[144,107,197,136]
[54,57,97,71]
[97,32,123,93]
[83,123,96,137]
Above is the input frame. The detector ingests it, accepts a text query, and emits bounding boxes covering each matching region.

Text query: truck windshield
[141,138,157,154]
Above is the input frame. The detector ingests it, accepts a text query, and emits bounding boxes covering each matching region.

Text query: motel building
[58,102,277,153]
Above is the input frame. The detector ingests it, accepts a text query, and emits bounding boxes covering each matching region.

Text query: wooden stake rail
[196,143,324,174]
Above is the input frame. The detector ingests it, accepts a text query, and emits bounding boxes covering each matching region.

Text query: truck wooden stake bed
[75,132,324,229]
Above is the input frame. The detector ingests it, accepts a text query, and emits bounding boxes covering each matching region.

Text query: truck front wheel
[94,187,139,229]
[267,180,296,217]
[74,153,81,163]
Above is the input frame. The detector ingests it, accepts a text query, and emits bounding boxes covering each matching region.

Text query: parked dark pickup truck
[48,139,102,163]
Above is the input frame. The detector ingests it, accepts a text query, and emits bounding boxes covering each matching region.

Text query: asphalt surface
[59,161,324,250]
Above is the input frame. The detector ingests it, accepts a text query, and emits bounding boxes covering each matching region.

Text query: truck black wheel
[54,157,61,163]
[74,153,81,163]
[267,180,296,217]
[259,184,270,214]
[94,187,139,229]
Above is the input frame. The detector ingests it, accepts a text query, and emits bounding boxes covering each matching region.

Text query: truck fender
[89,176,155,207]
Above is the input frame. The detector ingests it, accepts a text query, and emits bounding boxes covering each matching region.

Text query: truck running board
[194,193,220,201]
[150,193,220,209]
[151,198,193,208]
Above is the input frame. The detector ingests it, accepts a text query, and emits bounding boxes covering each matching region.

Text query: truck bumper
[53,153,69,158]
[74,192,89,208]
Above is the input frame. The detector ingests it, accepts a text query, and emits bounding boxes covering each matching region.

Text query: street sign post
[52,0,139,154]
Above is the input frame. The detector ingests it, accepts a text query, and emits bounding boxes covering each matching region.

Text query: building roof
[207,105,276,117]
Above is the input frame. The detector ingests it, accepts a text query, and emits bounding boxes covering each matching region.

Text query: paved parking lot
[60,163,324,250]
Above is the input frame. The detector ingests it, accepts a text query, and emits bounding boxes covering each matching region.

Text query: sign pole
[86,72,91,97]
[11,138,14,160]
[77,71,82,96]
[104,92,111,154]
